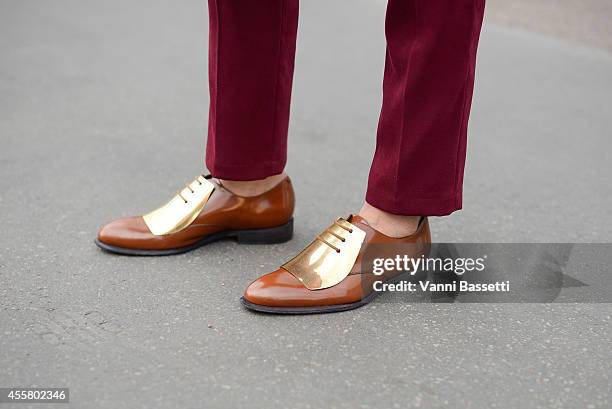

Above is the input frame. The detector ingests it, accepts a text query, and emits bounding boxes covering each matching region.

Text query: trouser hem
[208,161,285,181]
[365,191,462,217]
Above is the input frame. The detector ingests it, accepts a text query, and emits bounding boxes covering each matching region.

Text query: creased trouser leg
[366,0,485,216]
[205,0,485,216]
[206,0,299,180]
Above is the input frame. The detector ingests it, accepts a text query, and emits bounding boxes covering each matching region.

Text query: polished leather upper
[98,176,295,250]
[243,215,431,307]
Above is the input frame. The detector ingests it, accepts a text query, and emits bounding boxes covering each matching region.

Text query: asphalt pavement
[0,1,611,408]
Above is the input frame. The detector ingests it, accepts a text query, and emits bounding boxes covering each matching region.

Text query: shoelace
[177,175,205,204]
[315,220,353,253]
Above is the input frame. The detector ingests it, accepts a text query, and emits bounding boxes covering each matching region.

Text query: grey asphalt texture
[1,0,611,408]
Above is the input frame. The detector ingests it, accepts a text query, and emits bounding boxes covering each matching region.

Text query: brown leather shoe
[241,215,431,314]
[95,175,295,255]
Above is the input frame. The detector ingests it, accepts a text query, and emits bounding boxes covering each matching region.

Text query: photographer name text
[373,280,510,293]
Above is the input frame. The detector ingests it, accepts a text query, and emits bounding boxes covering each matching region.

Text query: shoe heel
[235,219,294,244]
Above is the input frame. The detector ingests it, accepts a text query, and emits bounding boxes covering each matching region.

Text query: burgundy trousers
[206,0,485,216]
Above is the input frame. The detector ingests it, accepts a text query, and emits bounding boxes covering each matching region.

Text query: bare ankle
[220,173,287,197]
[358,202,421,238]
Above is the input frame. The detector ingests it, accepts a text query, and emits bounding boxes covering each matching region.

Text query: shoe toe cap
[97,216,151,248]
[243,268,363,308]
[243,269,302,306]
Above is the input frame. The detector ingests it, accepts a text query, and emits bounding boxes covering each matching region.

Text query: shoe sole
[240,270,413,315]
[94,218,294,256]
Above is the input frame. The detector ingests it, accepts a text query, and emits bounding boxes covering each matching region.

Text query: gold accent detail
[282,218,366,290]
[143,175,214,236]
